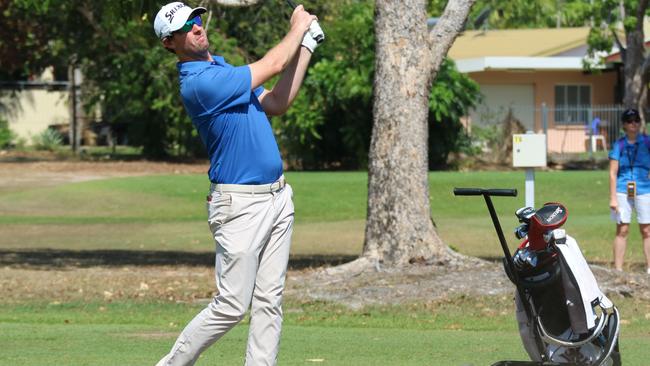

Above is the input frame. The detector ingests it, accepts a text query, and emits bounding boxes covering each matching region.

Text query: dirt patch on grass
[0,265,216,304]
[1,258,649,307]
[0,160,208,191]
[288,259,650,308]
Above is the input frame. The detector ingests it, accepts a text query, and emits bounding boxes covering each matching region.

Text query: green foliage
[588,0,648,46]
[584,1,648,80]
[4,0,213,159]
[277,1,376,169]
[3,0,480,166]
[31,128,63,151]
[429,0,593,29]
[0,118,14,148]
[0,0,66,80]
[469,124,501,153]
[428,59,481,169]
[276,1,479,169]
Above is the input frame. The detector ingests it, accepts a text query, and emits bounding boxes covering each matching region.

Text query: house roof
[456,56,583,73]
[606,40,650,62]
[448,27,591,59]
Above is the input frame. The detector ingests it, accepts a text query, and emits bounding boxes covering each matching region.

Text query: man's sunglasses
[176,16,202,34]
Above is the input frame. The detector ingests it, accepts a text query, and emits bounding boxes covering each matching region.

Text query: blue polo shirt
[609,136,650,195]
[178,55,283,184]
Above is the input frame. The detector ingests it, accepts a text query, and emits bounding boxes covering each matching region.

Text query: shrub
[32,128,64,151]
[0,118,14,149]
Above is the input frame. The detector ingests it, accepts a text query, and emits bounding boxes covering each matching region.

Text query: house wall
[470,84,535,131]
[2,89,69,142]
[1,67,69,143]
[468,69,618,131]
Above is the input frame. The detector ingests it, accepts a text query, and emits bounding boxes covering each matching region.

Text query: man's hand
[290,5,316,35]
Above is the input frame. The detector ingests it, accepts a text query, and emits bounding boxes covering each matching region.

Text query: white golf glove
[301,30,318,53]
[301,21,324,53]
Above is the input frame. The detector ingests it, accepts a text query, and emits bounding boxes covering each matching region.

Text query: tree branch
[427,0,476,80]
[209,0,263,6]
[643,54,650,81]
[631,0,648,79]
[76,3,125,53]
[635,0,649,32]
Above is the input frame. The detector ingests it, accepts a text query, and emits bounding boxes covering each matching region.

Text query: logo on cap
[165,3,187,24]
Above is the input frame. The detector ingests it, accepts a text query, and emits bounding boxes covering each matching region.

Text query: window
[554,85,591,124]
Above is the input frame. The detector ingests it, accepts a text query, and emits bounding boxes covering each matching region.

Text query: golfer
[153,2,320,365]
[609,108,650,274]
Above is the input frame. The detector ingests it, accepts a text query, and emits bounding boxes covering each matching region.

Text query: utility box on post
[513,134,547,168]
[512,133,547,209]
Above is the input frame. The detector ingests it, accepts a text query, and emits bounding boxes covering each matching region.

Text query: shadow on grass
[0,249,357,269]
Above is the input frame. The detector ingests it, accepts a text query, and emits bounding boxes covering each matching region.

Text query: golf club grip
[453,188,517,197]
[286,0,298,9]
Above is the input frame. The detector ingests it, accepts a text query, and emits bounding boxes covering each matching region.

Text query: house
[0,68,70,144]
[447,26,638,153]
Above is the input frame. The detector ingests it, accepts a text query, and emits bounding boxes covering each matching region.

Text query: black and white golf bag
[506,203,621,366]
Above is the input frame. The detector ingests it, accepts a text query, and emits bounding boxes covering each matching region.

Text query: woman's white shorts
[611,192,650,224]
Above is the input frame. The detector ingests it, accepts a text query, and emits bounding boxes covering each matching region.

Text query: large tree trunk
[622,0,648,110]
[363,0,474,267]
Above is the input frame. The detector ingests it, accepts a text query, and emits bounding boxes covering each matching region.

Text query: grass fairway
[0,170,644,266]
[2,169,650,365]
[1,297,649,365]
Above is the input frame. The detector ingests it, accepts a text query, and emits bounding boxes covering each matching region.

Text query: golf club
[286,0,324,44]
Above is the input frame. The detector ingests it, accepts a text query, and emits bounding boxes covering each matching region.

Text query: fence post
[69,66,83,153]
[541,103,548,151]
[585,106,595,160]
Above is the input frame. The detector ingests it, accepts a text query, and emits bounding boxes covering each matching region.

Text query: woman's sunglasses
[624,119,641,124]
[176,16,202,34]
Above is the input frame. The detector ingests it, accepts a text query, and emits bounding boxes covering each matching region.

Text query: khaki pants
[157,181,294,366]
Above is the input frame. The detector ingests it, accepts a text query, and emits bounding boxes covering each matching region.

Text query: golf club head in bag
[509,203,620,366]
[525,203,567,251]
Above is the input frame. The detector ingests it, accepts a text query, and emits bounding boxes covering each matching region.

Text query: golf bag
[453,188,620,366]
[506,202,620,366]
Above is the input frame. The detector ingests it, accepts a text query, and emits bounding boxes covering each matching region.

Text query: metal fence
[540,104,628,154]
[470,104,631,155]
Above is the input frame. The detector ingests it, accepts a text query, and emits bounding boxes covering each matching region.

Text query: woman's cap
[621,108,640,122]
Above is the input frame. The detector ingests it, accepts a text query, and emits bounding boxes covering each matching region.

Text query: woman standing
[609,108,650,274]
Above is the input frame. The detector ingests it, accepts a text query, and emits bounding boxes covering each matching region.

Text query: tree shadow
[0,249,358,270]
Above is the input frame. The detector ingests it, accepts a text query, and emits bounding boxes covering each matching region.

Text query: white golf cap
[154,2,207,39]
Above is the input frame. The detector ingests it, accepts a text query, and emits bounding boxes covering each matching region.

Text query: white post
[513,133,546,209]
[525,168,535,208]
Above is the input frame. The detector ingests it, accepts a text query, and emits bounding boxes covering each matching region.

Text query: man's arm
[248,5,315,90]
[257,47,312,116]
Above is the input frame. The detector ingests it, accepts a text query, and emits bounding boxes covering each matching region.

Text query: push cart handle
[453,186,529,320]
[453,188,517,197]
